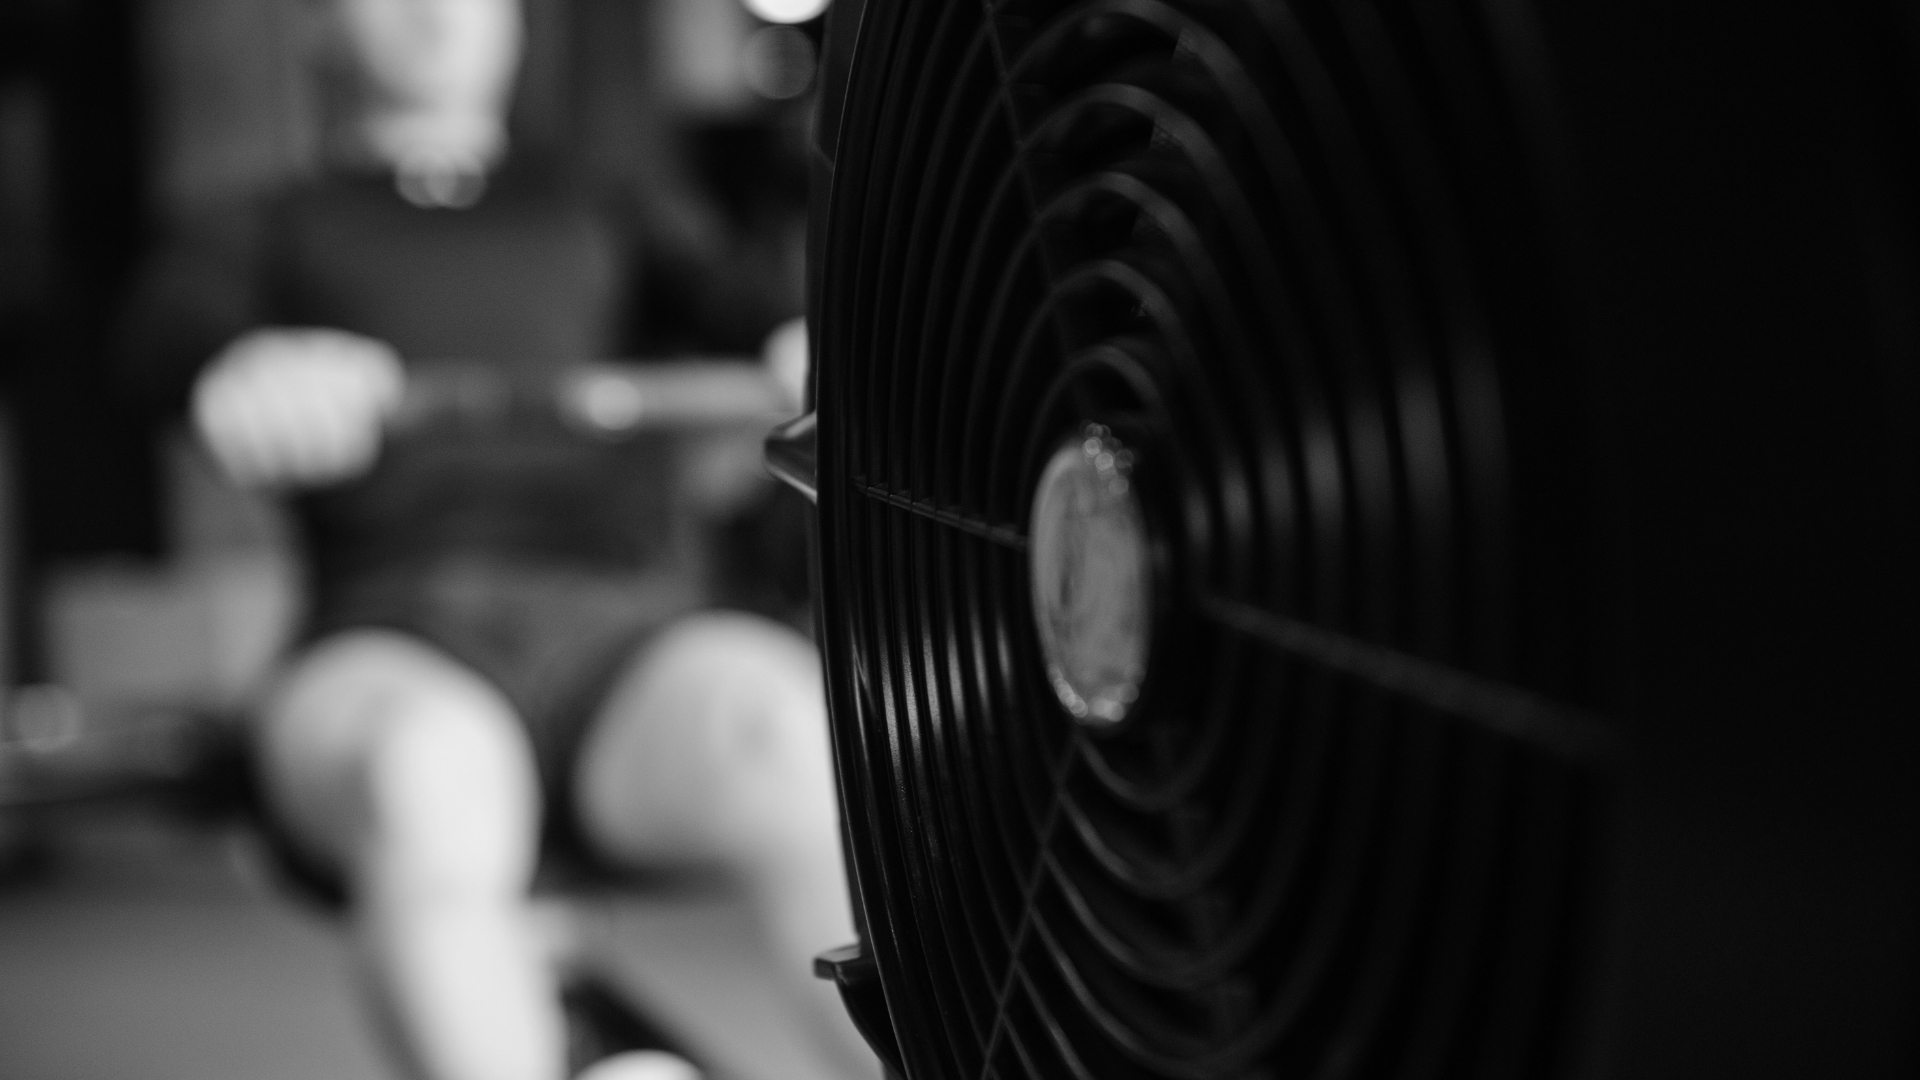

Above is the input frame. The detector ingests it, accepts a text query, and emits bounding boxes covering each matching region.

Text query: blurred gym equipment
[0,359,820,1080]
[1,358,790,813]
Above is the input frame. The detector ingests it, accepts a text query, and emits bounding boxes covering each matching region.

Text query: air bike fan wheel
[766,0,1920,1077]
[783,0,1614,1074]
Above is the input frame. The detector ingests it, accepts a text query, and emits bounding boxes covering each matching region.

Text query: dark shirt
[263,169,622,378]
[268,170,680,602]
[120,164,691,628]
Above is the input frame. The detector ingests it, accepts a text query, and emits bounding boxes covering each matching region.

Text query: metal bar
[767,411,820,503]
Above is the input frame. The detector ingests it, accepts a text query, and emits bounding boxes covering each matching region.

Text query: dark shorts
[259,557,704,908]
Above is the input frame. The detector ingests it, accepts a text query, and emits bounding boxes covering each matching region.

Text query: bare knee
[680,614,830,796]
[257,631,541,903]
[357,701,542,901]
[575,612,838,866]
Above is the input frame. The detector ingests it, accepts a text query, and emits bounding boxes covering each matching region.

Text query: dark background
[1,0,154,564]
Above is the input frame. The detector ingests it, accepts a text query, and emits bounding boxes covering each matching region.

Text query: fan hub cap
[1029,424,1151,726]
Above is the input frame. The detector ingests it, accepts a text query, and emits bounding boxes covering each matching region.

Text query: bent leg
[256,629,563,1080]
[572,612,872,1076]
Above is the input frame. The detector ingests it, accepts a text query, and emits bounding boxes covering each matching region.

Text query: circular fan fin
[812,0,1615,1076]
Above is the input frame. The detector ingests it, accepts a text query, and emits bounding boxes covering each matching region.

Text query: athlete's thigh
[255,628,541,882]
[570,611,834,869]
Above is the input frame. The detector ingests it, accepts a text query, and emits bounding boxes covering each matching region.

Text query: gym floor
[0,810,840,1080]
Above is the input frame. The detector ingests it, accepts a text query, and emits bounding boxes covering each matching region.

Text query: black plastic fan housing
[798,2,1920,1077]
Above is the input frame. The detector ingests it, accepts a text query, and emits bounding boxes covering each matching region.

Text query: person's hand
[192,327,405,489]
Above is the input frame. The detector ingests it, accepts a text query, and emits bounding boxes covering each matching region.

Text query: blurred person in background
[116,1,859,1079]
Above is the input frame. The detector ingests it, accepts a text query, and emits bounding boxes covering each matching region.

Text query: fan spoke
[854,475,1031,550]
[1198,595,1617,764]
[978,743,1082,1079]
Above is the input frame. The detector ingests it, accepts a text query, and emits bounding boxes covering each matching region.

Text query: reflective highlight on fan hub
[1029,423,1151,726]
